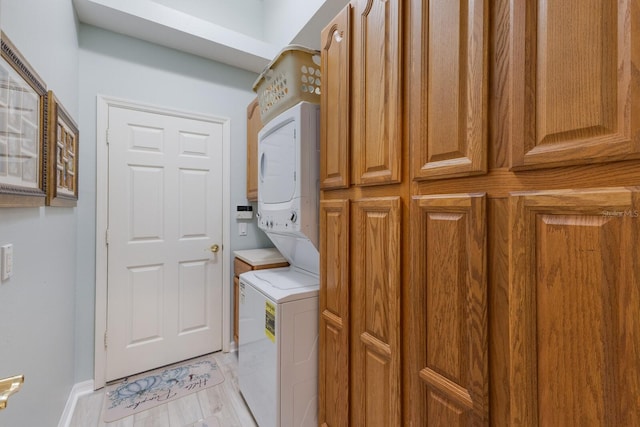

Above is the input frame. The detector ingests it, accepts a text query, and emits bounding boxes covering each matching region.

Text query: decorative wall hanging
[46,91,78,206]
[0,31,47,207]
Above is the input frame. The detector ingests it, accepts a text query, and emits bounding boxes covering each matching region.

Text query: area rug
[103,353,224,422]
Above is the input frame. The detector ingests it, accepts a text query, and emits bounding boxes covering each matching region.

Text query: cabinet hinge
[104,331,108,349]
[106,129,110,145]
[105,229,109,246]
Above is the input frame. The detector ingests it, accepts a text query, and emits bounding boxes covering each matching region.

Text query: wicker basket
[253,45,321,124]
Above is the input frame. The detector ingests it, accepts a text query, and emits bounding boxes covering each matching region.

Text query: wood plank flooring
[70,352,257,427]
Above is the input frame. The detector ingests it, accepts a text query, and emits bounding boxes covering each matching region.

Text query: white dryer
[239,101,320,427]
[256,101,320,275]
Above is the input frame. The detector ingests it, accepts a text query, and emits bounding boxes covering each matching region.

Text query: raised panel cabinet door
[510,0,640,169]
[509,188,640,426]
[409,193,488,425]
[351,197,401,426]
[246,98,261,201]
[409,0,488,180]
[321,5,351,190]
[319,199,350,427]
[351,0,402,186]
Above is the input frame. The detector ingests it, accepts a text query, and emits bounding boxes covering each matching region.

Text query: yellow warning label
[265,301,276,342]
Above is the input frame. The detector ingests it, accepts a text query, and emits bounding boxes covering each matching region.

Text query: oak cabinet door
[510,0,640,169]
[410,193,488,425]
[351,0,402,186]
[319,199,350,427]
[509,188,640,426]
[409,0,488,180]
[351,197,401,426]
[321,5,351,190]
[246,98,261,201]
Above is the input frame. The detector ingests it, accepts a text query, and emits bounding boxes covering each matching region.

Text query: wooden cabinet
[320,0,640,425]
[319,199,350,427]
[246,98,261,201]
[233,258,252,345]
[233,251,288,346]
[351,197,402,427]
[409,0,488,180]
[410,194,488,424]
[509,188,640,425]
[351,0,402,186]
[509,0,640,170]
[319,1,403,426]
[320,4,351,190]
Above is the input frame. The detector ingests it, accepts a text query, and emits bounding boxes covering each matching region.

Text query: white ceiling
[73,0,349,73]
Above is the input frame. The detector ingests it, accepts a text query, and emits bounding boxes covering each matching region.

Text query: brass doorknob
[210,244,220,253]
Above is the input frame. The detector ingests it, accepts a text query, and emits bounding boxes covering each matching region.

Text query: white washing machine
[238,267,318,427]
[239,101,320,427]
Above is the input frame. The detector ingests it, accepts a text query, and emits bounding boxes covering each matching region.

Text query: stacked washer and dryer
[238,101,320,427]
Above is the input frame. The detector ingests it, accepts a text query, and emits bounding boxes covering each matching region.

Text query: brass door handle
[0,375,24,410]
[210,244,220,253]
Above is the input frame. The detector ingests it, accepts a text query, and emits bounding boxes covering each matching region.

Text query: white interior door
[105,105,223,381]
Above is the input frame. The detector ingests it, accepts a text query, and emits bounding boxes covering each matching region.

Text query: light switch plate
[1,244,13,281]
[238,222,248,236]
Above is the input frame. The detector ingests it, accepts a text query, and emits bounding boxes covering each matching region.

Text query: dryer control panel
[258,208,303,233]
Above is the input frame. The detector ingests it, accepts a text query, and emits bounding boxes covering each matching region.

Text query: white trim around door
[94,95,232,389]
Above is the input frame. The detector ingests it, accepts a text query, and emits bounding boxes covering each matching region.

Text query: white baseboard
[58,380,94,427]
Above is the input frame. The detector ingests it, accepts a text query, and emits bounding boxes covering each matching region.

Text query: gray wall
[76,24,272,382]
[0,0,79,426]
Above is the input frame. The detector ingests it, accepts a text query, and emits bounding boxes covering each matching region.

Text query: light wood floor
[69,352,257,427]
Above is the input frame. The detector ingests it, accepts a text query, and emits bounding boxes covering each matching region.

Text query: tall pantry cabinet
[319,0,640,426]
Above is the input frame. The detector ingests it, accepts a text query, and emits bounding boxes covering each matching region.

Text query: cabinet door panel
[411,193,488,425]
[511,0,640,169]
[410,0,488,180]
[352,197,401,426]
[246,98,261,201]
[321,5,351,190]
[509,188,640,425]
[352,0,402,186]
[319,199,350,427]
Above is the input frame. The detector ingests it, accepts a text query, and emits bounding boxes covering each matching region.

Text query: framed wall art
[0,31,47,207]
[46,91,78,207]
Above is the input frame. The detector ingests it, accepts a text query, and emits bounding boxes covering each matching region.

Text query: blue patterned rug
[103,353,224,422]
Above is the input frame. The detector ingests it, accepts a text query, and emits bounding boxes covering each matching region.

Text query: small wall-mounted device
[237,205,254,220]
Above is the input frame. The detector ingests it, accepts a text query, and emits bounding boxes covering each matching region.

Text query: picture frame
[46,91,78,207]
[0,31,47,207]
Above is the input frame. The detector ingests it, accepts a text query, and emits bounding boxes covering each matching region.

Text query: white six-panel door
[105,105,223,381]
